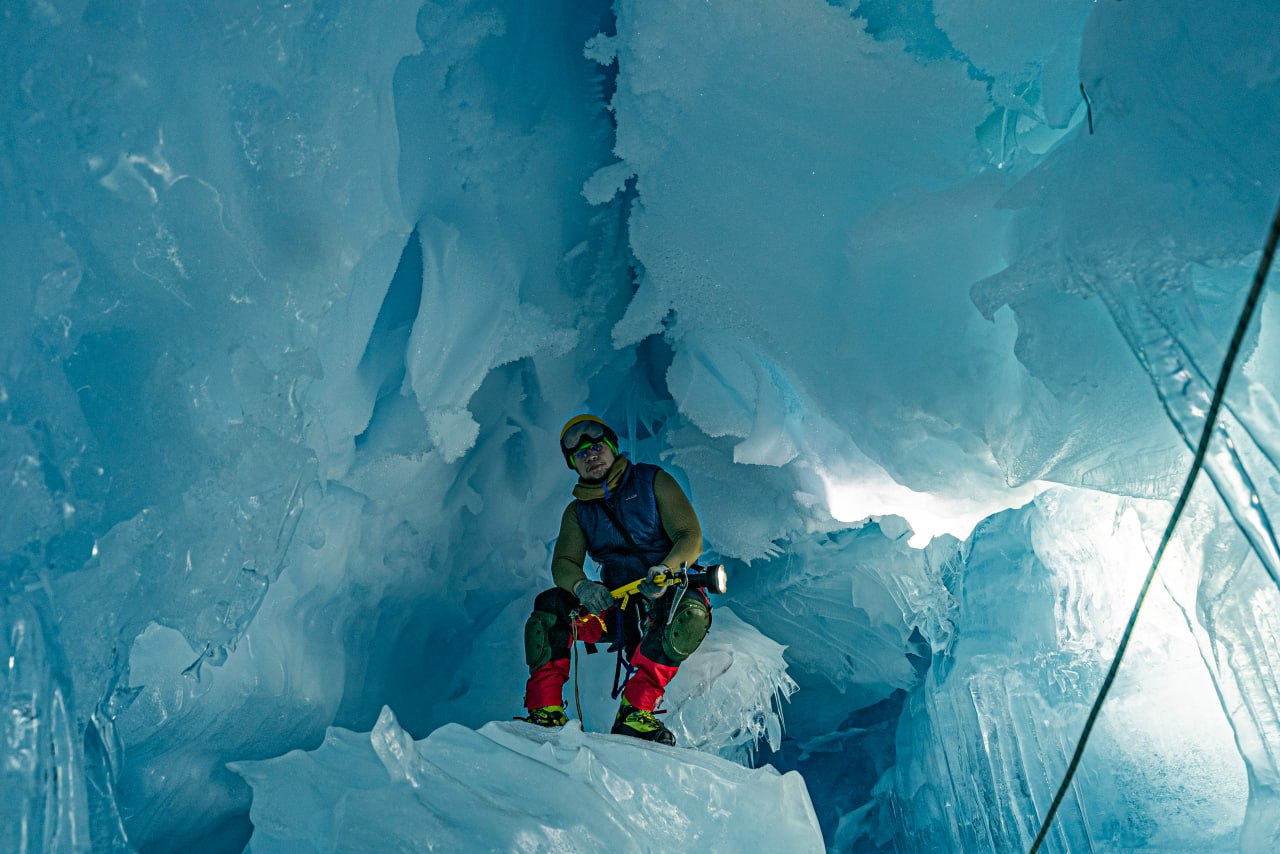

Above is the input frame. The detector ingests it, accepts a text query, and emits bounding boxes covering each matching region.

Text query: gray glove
[573,579,614,615]
[638,565,670,600]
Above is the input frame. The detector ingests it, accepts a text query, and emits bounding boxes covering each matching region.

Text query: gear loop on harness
[610,598,653,700]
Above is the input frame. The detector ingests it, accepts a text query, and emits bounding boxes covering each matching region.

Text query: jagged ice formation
[3,0,1280,851]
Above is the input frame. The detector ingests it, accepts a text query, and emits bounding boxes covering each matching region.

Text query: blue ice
[4,0,1280,851]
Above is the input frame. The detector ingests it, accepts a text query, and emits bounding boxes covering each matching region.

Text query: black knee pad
[661,598,711,662]
[524,611,559,672]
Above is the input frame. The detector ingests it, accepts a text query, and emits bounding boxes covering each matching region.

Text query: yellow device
[609,563,728,609]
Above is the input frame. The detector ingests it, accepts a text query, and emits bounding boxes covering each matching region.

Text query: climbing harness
[610,601,643,701]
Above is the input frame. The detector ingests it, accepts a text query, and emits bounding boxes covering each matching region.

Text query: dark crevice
[847,0,960,64]
[355,228,424,450]
[594,3,620,127]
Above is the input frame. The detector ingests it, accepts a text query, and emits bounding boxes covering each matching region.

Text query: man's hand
[573,579,614,615]
[638,565,670,600]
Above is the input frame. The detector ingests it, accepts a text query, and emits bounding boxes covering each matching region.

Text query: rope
[1029,193,1280,853]
[1079,83,1094,135]
[571,619,584,729]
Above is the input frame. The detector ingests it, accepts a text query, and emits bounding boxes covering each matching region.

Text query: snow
[233,707,823,853]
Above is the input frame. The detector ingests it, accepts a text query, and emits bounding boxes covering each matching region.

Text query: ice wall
[880,488,1248,852]
[966,1,1280,847]
[600,0,1107,548]
[4,0,634,849]
[4,1,424,847]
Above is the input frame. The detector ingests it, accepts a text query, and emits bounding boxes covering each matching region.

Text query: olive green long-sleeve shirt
[551,467,702,593]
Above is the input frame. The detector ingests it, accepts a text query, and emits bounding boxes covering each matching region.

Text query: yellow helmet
[559,414,618,469]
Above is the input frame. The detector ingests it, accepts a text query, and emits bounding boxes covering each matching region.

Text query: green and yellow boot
[611,697,676,746]
[519,705,568,727]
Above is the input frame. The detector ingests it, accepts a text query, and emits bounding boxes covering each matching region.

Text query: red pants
[524,608,679,712]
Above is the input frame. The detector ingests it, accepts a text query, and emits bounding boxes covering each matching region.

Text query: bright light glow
[818,467,1044,548]
[1028,488,1248,838]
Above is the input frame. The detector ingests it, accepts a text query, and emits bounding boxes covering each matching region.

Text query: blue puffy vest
[575,462,672,590]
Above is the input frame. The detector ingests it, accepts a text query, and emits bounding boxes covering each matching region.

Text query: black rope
[1079,83,1094,135]
[1029,193,1280,854]
[571,619,584,728]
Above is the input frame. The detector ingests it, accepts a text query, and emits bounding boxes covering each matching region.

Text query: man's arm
[654,470,703,570]
[551,503,590,593]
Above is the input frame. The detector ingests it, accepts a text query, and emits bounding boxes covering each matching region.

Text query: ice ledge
[233,706,824,852]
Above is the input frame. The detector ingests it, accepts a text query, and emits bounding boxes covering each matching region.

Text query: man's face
[571,440,616,482]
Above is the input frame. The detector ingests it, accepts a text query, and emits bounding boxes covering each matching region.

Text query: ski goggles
[568,440,610,462]
[561,420,607,451]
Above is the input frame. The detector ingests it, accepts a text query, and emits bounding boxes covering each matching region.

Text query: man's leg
[624,592,712,711]
[612,593,712,745]
[523,587,608,713]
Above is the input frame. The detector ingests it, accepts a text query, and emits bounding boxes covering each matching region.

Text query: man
[519,414,712,745]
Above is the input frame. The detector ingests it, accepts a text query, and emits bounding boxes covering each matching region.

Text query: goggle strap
[563,422,606,448]
[568,437,616,457]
